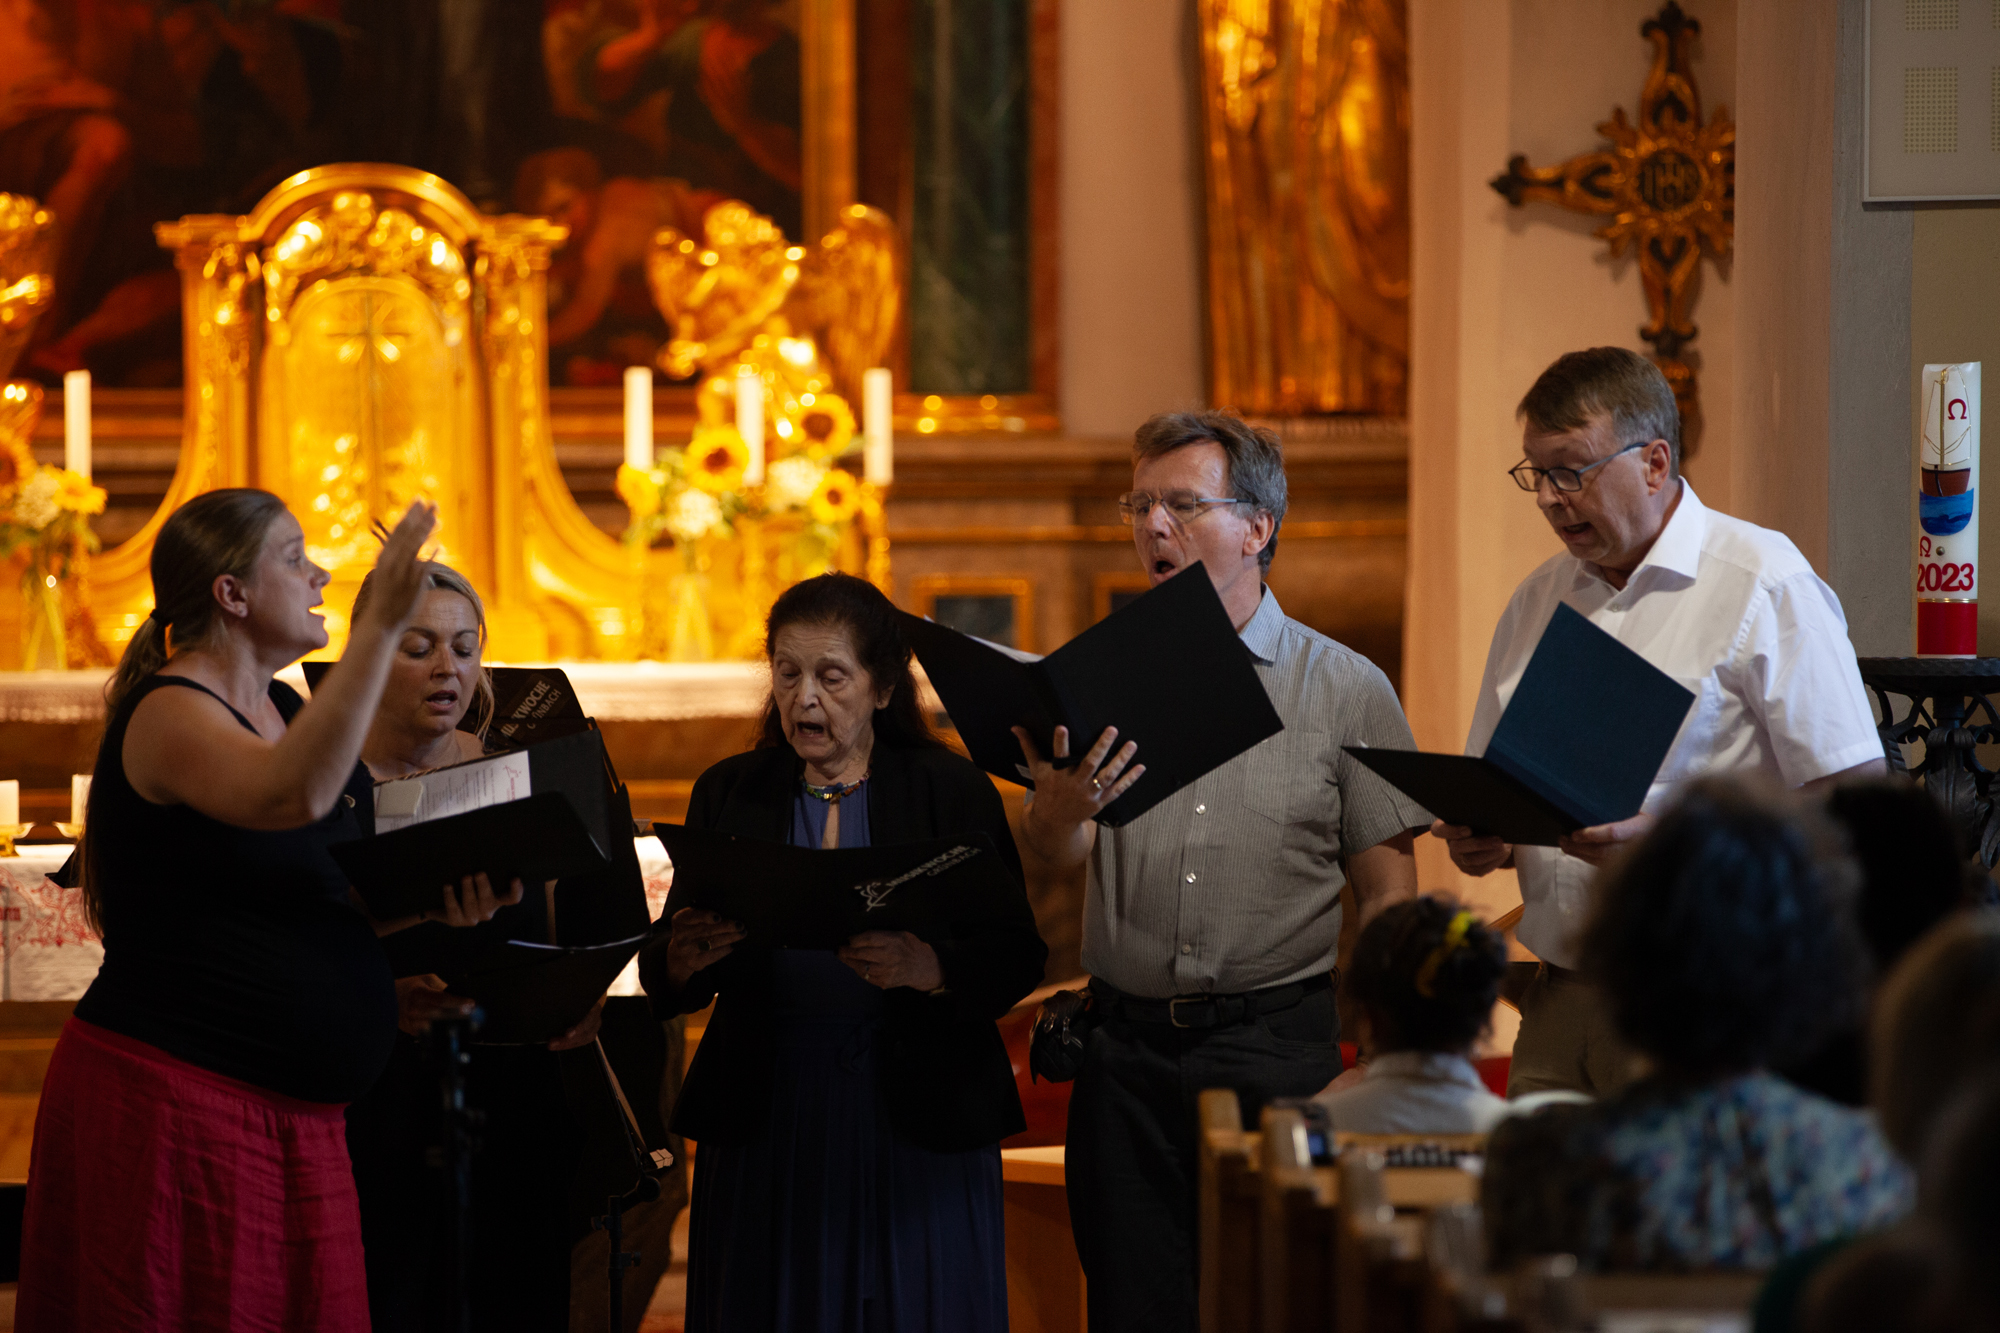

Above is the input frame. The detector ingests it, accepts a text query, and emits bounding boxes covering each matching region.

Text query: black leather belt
[1093,973,1333,1030]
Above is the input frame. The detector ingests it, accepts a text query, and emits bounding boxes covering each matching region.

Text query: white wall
[1407,0,1737,913]
[1058,0,1207,436]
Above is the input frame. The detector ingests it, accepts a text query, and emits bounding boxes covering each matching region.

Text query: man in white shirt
[1436,348,1886,1096]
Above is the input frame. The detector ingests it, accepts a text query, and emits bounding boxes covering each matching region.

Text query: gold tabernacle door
[92,163,661,660]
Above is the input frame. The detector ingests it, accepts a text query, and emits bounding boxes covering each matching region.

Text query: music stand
[589,1037,675,1331]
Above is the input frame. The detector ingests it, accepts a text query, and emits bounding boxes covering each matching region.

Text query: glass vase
[19,553,67,670]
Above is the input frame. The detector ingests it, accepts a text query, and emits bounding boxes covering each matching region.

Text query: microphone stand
[429,1010,484,1333]
[590,1036,674,1333]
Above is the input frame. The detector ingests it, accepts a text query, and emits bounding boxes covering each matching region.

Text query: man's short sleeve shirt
[1081,588,1430,999]
[1466,484,1884,969]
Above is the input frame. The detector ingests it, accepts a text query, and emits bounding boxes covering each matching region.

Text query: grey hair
[352,560,496,742]
[1132,411,1289,572]
[1517,347,1683,477]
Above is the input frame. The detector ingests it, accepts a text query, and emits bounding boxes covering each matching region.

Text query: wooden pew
[1259,1106,1336,1332]
[1417,1198,1766,1333]
[1263,1122,1484,1333]
[1424,1258,1766,1333]
[1332,1140,1481,1333]
[1198,1088,1262,1333]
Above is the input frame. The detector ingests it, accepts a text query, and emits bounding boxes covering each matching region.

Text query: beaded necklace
[801,772,868,803]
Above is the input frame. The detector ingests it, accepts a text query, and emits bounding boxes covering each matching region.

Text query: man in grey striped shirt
[1015,410,1429,1333]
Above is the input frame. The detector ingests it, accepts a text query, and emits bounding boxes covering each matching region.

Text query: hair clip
[1414,909,1478,998]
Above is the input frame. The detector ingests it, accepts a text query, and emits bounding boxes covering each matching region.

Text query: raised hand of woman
[355,502,438,634]
[839,931,943,992]
[427,873,525,928]
[663,907,747,991]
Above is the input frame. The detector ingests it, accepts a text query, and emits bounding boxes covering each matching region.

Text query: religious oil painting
[0,0,801,389]
[0,0,1043,405]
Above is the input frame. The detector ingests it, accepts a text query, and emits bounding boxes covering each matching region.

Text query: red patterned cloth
[17,1018,370,1332]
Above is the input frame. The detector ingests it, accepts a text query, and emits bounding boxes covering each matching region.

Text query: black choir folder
[1345,604,1695,846]
[446,935,646,1045]
[900,563,1284,827]
[655,825,1014,951]
[332,728,615,919]
[302,663,587,747]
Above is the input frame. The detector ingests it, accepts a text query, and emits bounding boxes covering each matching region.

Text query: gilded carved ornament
[94,164,673,661]
[1490,1,1733,449]
[1197,0,1410,416]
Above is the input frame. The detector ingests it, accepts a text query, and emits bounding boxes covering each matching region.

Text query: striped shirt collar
[1240,585,1285,663]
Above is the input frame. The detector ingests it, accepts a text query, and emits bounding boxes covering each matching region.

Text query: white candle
[0,781,18,827]
[623,366,653,472]
[1918,362,1983,655]
[737,364,765,484]
[63,369,90,479]
[863,367,894,485]
[71,775,91,825]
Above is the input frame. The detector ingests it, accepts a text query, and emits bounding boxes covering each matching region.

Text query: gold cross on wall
[1490,2,1734,453]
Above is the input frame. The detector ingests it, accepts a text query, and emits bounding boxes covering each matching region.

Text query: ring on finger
[1091,775,1104,792]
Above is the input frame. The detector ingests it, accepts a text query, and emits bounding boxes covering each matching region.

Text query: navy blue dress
[684,782,1009,1332]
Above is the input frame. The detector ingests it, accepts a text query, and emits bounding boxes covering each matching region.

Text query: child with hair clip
[1314,895,1514,1134]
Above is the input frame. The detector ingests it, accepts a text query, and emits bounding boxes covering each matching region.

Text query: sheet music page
[967,631,1043,664]
[375,751,533,833]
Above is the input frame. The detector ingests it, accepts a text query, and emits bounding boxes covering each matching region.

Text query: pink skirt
[17,1018,370,1332]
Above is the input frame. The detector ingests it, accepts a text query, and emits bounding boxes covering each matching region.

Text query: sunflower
[808,468,861,526]
[615,463,661,519]
[54,469,106,516]
[793,392,856,461]
[0,437,30,498]
[686,425,751,494]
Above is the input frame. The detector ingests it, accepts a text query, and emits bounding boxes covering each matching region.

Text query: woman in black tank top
[18,491,523,1333]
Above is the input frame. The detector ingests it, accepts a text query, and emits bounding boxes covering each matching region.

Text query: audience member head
[352,561,495,744]
[1917,1071,2000,1327]
[758,572,937,762]
[107,488,301,713]
[1870,913,2000,1163]
[1514,348,1681,578]
[1798,1223,1955,1333]
[1128,413,1286,622]
[1824,779,1968,975]
[1583,776,1866,1081]
[1345,896,1508,1058]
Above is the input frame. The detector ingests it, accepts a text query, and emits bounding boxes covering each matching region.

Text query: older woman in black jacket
[641,572,1046,1333]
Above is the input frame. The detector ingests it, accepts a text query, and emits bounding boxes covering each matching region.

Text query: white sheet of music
[374,751,533,833]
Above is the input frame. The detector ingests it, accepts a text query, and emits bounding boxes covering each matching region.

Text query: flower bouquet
[618,380,879,661]
[0,384,107,668]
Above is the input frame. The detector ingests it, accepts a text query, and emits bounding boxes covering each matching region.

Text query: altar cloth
[0,839,673,1003]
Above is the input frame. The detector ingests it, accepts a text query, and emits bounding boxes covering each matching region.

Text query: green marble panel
[909,0,1031,395]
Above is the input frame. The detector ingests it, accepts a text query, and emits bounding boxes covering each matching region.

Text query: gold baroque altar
[60,163,885,663]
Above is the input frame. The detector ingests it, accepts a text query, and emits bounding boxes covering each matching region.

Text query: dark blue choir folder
[655,826,1015,951]
[446,934,646,1045]
[899,563,1284,827]
[1345,603,1695,846]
